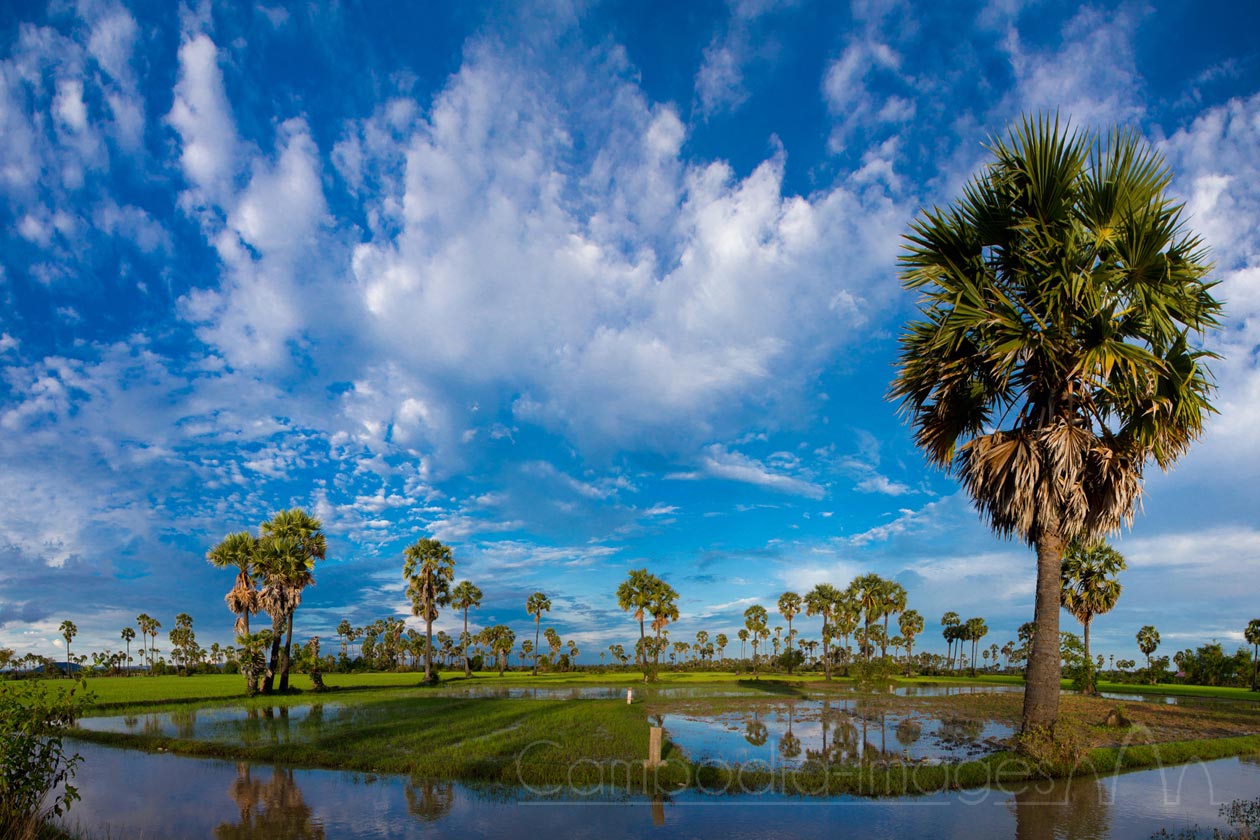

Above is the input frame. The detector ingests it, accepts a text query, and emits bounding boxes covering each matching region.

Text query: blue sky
[2,0,1259,667]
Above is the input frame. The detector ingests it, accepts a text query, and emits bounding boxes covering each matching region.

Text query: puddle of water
[75,702,352,744]
[55,739,1260,839]
[661,699,1012,767]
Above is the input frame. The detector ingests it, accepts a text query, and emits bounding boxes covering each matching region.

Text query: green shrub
[0,676,92,838]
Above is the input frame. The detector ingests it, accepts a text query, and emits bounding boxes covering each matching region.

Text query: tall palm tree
[744,605,768,678]
[255,537,312,693]
[850,574,884,663]
[525,591,551,676]
[941,612,960,671]
[450,580,483,677]
[120,626,135,676]
[648,581,680,670]
[965,617,988,677]
[878,580,907,660]
[402,538,455,684]
[715,633,728,661]
[1243,619,1260,691]
[59,620,77,677]
[804,583,841,680]
[777,591,802,673]
[899,609,924,671]
[260,509,326,691]
[616,568,660,673]
[1060,540,1126,694]
[737,628,749,661]
[1136,625,1160,673]
[207,531,261,638]
[891,115,1221,734]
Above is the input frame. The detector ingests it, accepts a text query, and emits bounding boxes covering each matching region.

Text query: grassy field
[43,668,1260,710]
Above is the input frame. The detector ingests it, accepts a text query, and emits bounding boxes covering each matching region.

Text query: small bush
[1015,719,1092,778]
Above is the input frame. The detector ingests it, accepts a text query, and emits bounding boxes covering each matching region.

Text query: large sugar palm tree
[525,591,551,676]
[258,509,326,691]
[617,568,675,678]
[878,580,907,660]
[850,574,884,663]
[1060,539,1126,693]
[804,583,841,680]
[207,531,260,638]
[451,580,483,677]
[403,538,455,684]
[899,609,924,672]
[890,114,1221,734]
[777,591,802,673]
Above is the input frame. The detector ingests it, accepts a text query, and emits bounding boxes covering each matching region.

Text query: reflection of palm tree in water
[216,763,326,840]
[1012,777,1110,840]
[778,702,801,763]
[744,712,768,748]
[405,779,455,823]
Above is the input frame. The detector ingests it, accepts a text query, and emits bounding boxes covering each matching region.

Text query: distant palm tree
[1244,619,1260,691]
[890,115,1221,734]
[207,531,260,637]
[737,628,749,661]
[59,620,77,677]
[778,591,802,673]
[964,617,988,677]
[715,633,728,661]
[451,580,483,677]
[1061,540,1126,694]
[403,538,455,684]
[526,592,551,676]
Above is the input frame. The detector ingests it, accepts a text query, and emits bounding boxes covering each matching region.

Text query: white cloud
[1000,6,1145,128]
[344,39,907,454]
[168,33,240,206]
[672,444,825,498]
[855,474,913,496]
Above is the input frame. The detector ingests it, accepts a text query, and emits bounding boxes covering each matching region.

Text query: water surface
[57,740,1260,839]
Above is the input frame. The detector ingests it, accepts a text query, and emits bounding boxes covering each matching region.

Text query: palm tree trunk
[263,615,284,694]
[1083,617,1093,694]
[463,608,472,678]
[425,616,434,683]
[882,614,890,659]
[1021,531,1065,736]
[822,620,831,681]
[533,618,540,676]
[786,617,794,674]
[279,612,295,691]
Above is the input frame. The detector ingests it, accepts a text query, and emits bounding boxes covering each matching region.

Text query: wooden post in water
[646,725,663,768]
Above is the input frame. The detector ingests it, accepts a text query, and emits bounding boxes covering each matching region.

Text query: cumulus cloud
[999,5,1146,128]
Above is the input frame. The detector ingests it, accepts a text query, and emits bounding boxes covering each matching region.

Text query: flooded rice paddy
[58,738,1260,839]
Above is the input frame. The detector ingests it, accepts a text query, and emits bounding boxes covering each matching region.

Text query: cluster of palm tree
[207,508,327,694]
[939,614,989,675]
[614,568,679,679]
